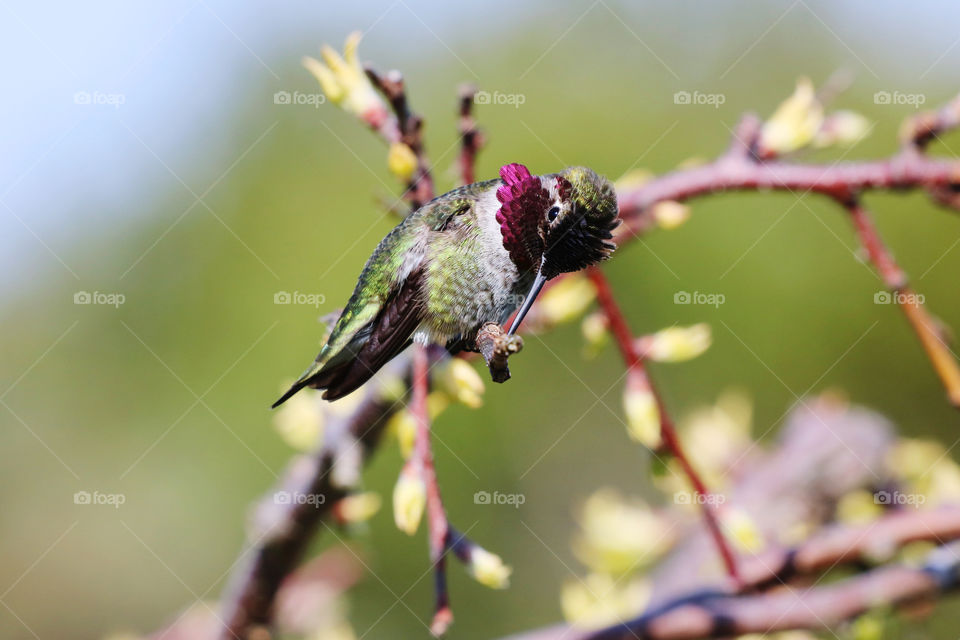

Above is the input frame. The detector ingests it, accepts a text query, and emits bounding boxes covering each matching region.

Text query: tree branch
[475,322,523,383]
[617,146,960,232]
[218,375,407,639]
[457,84,484,185]
[615,104,960,407]
[365,66,435,210]
[844,199,960,404]
[504,508,960,640]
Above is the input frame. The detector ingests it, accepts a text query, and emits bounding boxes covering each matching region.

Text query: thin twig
[475,322,523,383]
[365,66,435,209]
[587,267,742,586]
[457,84,484,185]
[844,199,960,405]
[406,343,454,634]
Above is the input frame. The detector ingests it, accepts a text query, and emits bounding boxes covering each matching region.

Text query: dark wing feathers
[273,182,495,408]
[307,268,425,401]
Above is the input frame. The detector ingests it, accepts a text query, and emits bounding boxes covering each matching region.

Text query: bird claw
[475,323,523,383]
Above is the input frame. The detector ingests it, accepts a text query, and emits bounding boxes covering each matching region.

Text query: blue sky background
[6,1,960,295]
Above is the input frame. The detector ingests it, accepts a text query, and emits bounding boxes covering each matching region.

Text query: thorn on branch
[903,93,960,150]
[724,113,763,161]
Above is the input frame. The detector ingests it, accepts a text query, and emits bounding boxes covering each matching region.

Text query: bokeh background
[5,1,960,638]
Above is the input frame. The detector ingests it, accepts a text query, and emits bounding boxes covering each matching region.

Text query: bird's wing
[273,190,485,406]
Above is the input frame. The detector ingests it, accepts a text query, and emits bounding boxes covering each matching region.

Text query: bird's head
[495,163,619,334]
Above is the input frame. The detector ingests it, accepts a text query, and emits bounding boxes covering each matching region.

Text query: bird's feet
[475,322,523,383]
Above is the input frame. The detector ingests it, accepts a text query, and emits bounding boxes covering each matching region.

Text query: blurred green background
[4,1,960,638]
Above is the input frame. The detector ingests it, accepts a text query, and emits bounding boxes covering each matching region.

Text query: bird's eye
[547,206,560,222]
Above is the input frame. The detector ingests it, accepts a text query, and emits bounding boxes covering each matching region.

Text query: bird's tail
[271,360,325,408]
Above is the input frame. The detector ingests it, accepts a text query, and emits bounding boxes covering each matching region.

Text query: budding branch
[206,66,960,640]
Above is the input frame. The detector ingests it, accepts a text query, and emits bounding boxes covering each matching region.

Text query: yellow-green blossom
[561,574,652,629]
[759,77,824,155]
[392,469,426,535]
[337,492,382,524]
[645,324,711,362]
[574,488,673,573]
[273,388,323,452]
[434,358,485,408]
[623,377,661,449]
[536,273,597,326]
[468,547,512,589]
[387,142,418,181]
[303,32,390,128]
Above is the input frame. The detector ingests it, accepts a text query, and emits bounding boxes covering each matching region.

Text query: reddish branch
[615,109,960,408]
[845,199,960,405]
[587,268,742,586]
[616,145,960,228]
[504,508,960,640]
[457,84,485,185]
[406,344,454,634]
[365,67,435,210]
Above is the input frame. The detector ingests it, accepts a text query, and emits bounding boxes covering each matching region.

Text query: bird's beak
[507,270,547,335]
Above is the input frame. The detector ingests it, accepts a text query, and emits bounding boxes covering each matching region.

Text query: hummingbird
[272,162,619,407]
